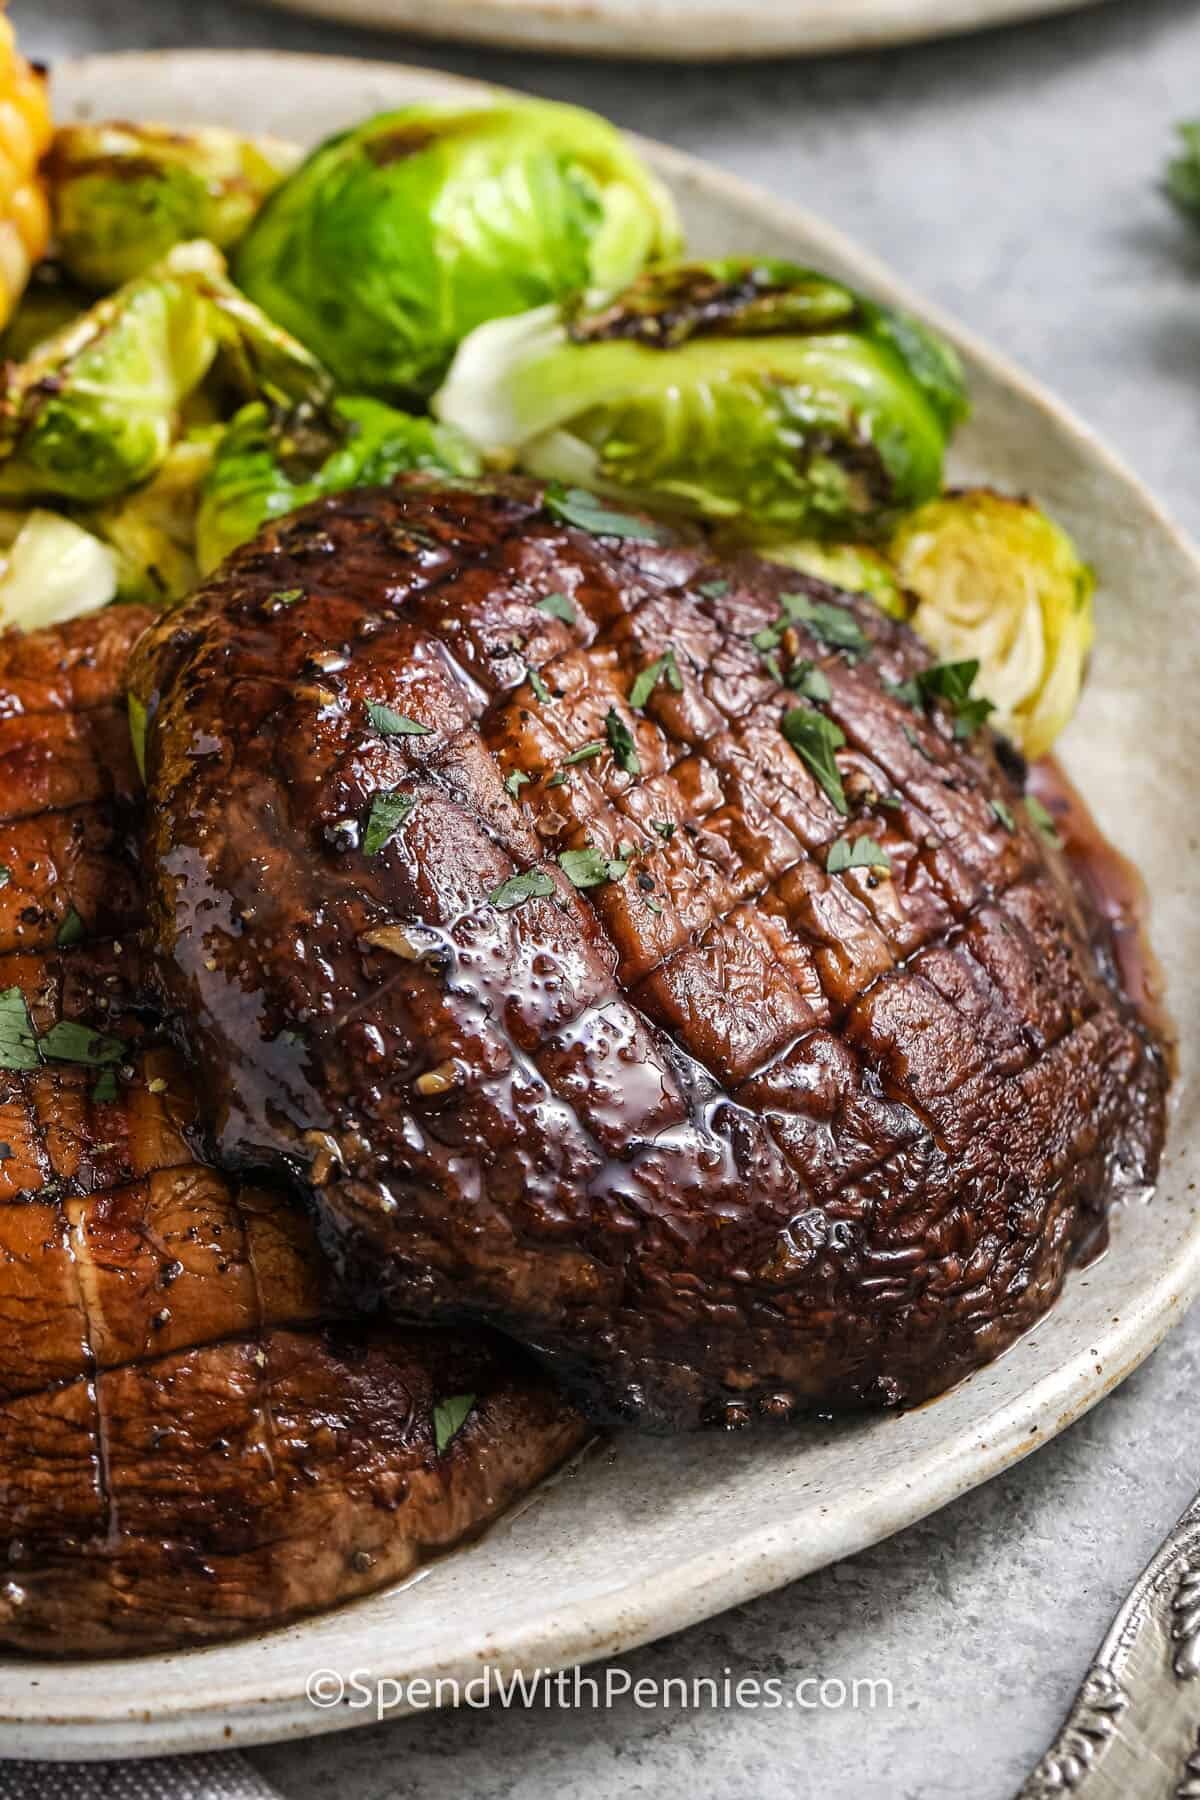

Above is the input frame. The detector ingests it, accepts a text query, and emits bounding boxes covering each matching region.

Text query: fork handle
[1018,1490,1200,1797]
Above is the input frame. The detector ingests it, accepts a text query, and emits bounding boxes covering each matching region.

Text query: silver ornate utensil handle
[1019,1489,1200,1798]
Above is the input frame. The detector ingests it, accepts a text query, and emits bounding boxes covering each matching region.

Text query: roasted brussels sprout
[0,242,329,505]
[87,431,218,606]
[0,510,117,631]
[196,394,481,572]
[435,258,967,542]
[765,540,909,620]
[0,252,216,503]
[47,122,302,293]
[234,99,682,402]
[889,489,1095,758]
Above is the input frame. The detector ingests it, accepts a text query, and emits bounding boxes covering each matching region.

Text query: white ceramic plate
[261,0,1113,60]
[3,48,1196,1763]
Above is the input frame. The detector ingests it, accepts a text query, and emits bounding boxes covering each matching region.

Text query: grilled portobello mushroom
[132,475,1168,1431]
[0,606,586,1655]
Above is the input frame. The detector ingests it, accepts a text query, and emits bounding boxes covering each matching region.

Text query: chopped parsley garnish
[56,908,84,948]
[0,987,39,1071]
[433,1393,476,1454]
[128,693,148,783]
[526,665,552,704]
[488,869,556,911]
[559,847,629,889]
[781,706,848,815]
[268,588,304,607]
[546,772,568,788]
[651,819,676,841]
[827,835,891,875]
[901,722,937,762]
[755,592,869,661]
[536,591,576,624]
[562,740,605,766]
[0,865,9,890]
[504,770,531,797]
[887,659,995,740]
[629,648,683,710]
[91,1069,119,1105]
[39,1020,126,1067]
[697,578,730,600]
[990,798,1016,833]
[760,650,784,685]
[544,484,672,544]
[788,660,832,704]
[1026,794,1063,847]
[0,992,129,1074]
[366,702,432,738]
[605,707,641,776]
[363,791,417,857]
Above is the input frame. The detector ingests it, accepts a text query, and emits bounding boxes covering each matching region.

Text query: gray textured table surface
[9,1,1200,1796]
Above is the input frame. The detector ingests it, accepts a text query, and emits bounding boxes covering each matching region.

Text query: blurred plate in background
[259,0,1113,61]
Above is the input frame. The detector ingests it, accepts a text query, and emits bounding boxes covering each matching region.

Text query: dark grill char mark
[0,605,586,1656]
[134,475,1169,1431]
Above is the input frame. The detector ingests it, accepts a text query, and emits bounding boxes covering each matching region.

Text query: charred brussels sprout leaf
[890,489,1095,759]
[47,122,303,292]
[234,100,682,403]
[435,257,968,544]
[196,393,481,572]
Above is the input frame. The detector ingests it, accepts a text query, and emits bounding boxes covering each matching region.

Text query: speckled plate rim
[1,49,1196,1763]
[258,0,1113,62]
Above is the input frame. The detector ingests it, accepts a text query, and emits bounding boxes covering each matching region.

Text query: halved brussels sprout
[435,259,967,542]
[889,489,1095,758]
[196,394,481,572]
[0,510,117,631]
[765,540,909,620]
[234,99,682,403]
[87,431,219,606]
[0,242,330,506]
[47,122,303,292]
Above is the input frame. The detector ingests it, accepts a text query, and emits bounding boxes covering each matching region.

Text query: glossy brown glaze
[0,608,586,1656]
[133,475,1169,1431]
